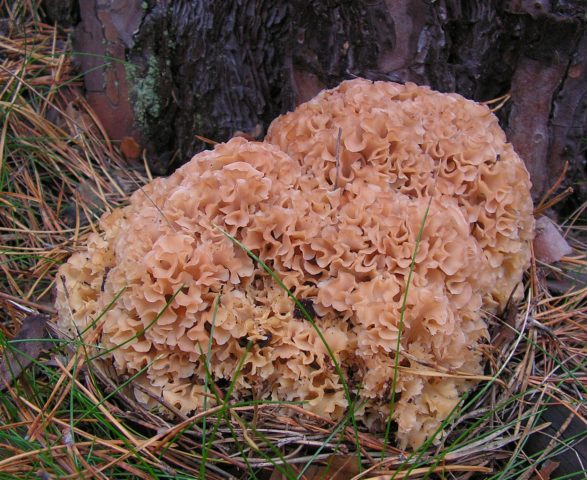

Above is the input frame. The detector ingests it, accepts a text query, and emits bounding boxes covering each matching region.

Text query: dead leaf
[269,454,360,480]
[308,455,361,480]
[65,100,96,137]
[61,182,106,227]
[0,314,51,390]
[533,216,572,264]
[36,470,54,480]
[493,293,519,350]
[530,460,559,480]
[121,136,141,161]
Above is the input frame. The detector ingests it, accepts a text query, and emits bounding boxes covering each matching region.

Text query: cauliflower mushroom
[55,79,534,449]
[266,79,534,310]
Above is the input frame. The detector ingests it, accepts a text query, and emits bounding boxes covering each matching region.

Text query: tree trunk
[70,0,586,207]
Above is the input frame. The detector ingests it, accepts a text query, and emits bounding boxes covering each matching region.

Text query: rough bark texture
[72,0,586,205]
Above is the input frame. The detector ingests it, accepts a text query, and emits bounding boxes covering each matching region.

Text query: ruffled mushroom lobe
[56,80,534,450]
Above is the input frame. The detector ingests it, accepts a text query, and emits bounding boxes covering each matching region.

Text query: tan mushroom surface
[55,79,534,449]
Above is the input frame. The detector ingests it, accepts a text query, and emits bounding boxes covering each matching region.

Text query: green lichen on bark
[125,56,163,130]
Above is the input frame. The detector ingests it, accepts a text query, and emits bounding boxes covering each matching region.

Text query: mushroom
[56,80,534,449]
[266,79,534,311]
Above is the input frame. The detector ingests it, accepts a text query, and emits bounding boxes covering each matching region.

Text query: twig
[0,291,56,314]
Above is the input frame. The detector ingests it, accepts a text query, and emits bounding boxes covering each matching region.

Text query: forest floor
[0,3,585,480]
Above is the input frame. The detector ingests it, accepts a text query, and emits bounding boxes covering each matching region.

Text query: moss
[125,56,163,130]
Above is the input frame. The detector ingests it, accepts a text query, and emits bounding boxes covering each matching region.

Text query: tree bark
[71,0,586,207]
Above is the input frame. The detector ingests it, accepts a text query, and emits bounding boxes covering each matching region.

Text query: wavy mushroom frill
[55,138,352,421]
[266,79,534,310]
[56,80,534,450]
